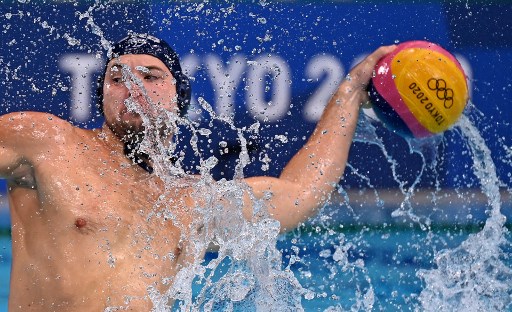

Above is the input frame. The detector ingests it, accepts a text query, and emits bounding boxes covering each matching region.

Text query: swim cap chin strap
[97,33,191,117]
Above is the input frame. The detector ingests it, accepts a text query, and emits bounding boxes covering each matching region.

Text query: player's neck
[98,123,126,154]
[98,124,155,173]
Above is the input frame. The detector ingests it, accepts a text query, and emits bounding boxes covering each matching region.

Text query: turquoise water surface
[0,234,11,312]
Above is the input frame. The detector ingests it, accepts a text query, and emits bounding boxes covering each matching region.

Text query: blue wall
[1,1,511,223]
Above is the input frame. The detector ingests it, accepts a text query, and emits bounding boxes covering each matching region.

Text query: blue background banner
[1,1,512,226]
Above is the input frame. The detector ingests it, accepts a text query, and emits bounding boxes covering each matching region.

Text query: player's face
[102,54,178,139]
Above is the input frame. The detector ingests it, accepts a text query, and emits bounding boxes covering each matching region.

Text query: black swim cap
[97,33,191,117]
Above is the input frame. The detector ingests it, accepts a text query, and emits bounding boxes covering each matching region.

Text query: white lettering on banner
[246,54,291,122]
[59,54,102,122]
[181,54,202,121]
[62,52,472,124]
[205,54,246,119]
[303,54,344,122]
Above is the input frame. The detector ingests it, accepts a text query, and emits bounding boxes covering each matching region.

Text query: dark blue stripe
[368,80,414,138]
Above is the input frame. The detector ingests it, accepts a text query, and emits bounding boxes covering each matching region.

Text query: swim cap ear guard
[96,33,191,117]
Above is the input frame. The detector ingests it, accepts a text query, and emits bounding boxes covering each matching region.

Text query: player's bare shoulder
[0,112,94,186]
[0,111,80,145]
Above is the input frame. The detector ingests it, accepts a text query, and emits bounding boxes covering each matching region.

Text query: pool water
[1,223,509,311]
[0,235,10,312]
[280,225,501,311]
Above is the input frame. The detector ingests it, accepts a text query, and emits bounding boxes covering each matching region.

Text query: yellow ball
[369,40,469,138]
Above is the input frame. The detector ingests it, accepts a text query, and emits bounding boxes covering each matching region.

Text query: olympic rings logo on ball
[427,78,454,109]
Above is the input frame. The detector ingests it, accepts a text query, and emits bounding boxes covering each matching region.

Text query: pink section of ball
[372,41,434,138]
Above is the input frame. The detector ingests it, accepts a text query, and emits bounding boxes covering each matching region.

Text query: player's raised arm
[245,45,396,232]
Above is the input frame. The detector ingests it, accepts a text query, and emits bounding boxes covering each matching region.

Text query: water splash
[354,112,438,228]
[417,114,512,311]
[329,110,511,310]
[116,63,306,311]
[79,4,111,50]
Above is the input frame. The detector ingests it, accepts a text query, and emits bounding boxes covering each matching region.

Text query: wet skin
[0,47,395,310]
[5,115,194,310]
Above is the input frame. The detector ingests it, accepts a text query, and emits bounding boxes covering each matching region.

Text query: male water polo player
[0,33,395,310]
